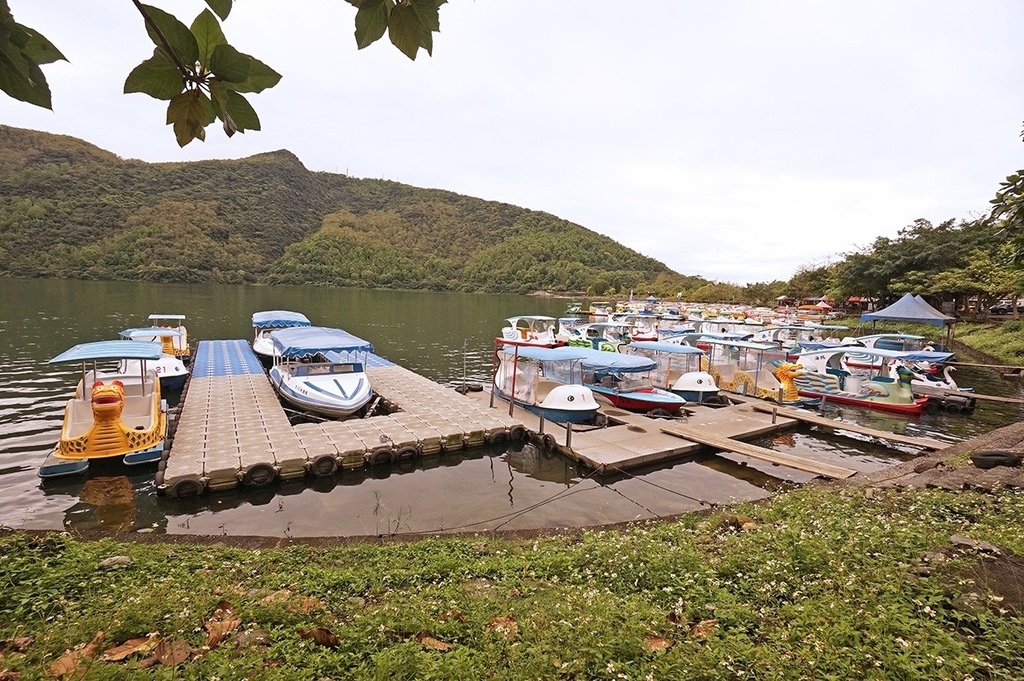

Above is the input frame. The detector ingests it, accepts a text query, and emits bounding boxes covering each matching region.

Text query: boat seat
[534,379,562,403]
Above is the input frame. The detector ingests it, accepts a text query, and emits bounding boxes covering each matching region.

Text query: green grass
[3,484,1023,679]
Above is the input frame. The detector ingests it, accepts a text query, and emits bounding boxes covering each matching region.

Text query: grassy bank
[3,483,1024,679]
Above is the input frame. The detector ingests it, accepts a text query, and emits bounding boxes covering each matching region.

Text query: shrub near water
[2,485,1023,679]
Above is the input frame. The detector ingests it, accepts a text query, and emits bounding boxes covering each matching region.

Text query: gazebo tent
[860,292,956,344]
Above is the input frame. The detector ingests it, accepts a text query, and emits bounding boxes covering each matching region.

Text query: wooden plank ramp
[744,401,945,450]
[658,422,858,479]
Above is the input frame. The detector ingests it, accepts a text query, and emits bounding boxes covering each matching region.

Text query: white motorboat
[252,310,312,365]
[268,326,374,419]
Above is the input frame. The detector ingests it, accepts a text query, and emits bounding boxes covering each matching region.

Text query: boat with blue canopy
[40,340,168,478]
[268,326,375,419]
[566,346,688,415]
[252,310,313,365]
[619,340,723,405]
[492,344,600,424]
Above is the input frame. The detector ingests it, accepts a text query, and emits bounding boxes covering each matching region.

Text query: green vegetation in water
[2,485,1023,679]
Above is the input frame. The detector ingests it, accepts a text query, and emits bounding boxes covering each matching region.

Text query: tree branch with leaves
[0,0,446,146]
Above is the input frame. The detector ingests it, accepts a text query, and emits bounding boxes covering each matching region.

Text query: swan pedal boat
[118,326,189,392]
[499,315,565,347]
[252,310,312,366]
[40,340,168,478]
[268,326,374,419]
[790,346,935,414]
[492,345,600,424]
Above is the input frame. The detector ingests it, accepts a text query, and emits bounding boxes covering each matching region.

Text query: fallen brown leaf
[643,634,673,652]
[153,638,191,666]
[485,615,519,638]
[204,600,241,649]
[416,633,452,652]
[690,619,719,640]
[298,628,340,648]
[0,670,22,681]
[101,635,158,662]
[46,631,103,679]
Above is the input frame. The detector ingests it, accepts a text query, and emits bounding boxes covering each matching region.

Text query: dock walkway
[156,340,526,497]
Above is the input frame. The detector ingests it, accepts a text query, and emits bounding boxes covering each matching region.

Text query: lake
[2,277,1022,537]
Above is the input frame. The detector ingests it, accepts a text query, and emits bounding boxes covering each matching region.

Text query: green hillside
[0,125,705,295]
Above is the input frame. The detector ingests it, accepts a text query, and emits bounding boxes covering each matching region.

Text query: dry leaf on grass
[690,619,719,640]
[46,631,103,679]
[101,635,158,662]
[485,616,519,638]
[298,628,340,648]
[643,634,673,652]
[138,638,191,668]
[204,600,241,649]
[0,637,33,654]
[416,633,452,652]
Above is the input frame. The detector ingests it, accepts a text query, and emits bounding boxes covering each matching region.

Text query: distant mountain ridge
[0,125,706,295]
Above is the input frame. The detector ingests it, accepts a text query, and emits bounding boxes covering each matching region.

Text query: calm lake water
[2,277,1022,538]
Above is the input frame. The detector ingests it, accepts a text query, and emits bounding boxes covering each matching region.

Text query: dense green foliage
[2,485,1023,678]
[0,125,701,295]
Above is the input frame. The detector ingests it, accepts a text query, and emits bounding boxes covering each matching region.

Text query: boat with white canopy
[252,310,313,366]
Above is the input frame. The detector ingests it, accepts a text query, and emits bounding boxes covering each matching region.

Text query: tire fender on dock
[241,462,277,487]
[394,445,420,461]
[309,454,339,477]
[369,447,394,466]
[509,425,527,441]
[167,476,205,498]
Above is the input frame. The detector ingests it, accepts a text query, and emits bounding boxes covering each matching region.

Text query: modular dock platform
[155,340,526,497]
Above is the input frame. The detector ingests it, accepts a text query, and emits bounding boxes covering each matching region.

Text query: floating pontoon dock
[156,340,526,497]
[157,340,942,496]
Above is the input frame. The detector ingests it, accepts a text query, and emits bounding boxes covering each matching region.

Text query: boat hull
[588,386,686,415]
[797,388,929,414]
[269,363,373,419]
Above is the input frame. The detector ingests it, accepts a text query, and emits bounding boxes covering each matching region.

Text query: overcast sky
[3,1,1023,284]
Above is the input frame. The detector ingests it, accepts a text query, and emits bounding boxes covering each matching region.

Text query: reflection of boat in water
[252,310,312,366]
[503,443,580,485]
[268,326,375,419]
[40,340,168,478]
[492,344,600,424]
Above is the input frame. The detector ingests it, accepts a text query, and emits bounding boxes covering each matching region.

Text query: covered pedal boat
[41,339,168,478]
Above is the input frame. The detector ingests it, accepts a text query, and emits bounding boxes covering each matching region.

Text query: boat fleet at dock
[492,304,978,427]
[37,300,978,482]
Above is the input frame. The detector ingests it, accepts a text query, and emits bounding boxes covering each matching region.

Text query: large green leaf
[211,46,281,93]
[354,0,391,50]
[140,4,200,69]
[191,9,227,66]
[124,49,185,100]
[219,89,259,136]
[167,89,214,147]
[9,23,66,65]
[0,43,51,108]
[408,0,441,32]
[208,42,249,83]
[204,0,232,22]
[387,3,423,60]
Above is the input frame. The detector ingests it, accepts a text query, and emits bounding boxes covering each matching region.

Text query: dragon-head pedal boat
[40,340,168,478]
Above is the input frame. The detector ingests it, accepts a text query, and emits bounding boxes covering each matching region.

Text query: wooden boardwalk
[156,341,526,497]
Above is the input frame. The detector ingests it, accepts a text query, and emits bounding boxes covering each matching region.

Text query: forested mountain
[0,125,706,295]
